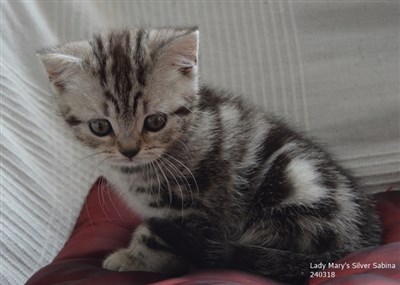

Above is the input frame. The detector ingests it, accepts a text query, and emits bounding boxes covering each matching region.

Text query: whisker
[160,155,195,209]
[103,176,124,220]
[162,152,200,196]
[98,175,111,220]
[66,150,110,170]
[176,138,193,161]
[89,155,114,218]
[85,195,94,227]
[159,157,185,218]
[150,161,162,205]
[152,158,173,214]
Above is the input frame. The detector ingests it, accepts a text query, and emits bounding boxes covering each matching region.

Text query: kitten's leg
[102,224,187,274]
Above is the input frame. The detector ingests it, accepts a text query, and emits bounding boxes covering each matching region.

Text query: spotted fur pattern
[39,27,381,283]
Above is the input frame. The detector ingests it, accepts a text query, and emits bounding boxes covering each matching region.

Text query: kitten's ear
[163,29,199,76]
[37,50,83,93]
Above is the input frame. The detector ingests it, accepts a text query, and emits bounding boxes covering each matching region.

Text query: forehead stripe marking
[135,29,146,87]
[133,91,143,116]
[92,35,108,87]
[104,90,120,114]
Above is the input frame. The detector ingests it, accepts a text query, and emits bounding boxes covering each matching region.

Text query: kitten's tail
[148,218,350,283]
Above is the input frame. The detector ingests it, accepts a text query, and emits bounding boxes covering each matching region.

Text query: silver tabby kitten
[39,27,381,283]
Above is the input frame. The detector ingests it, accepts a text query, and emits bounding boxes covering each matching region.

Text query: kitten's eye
[89,119,112,137]
[144,113,167,132]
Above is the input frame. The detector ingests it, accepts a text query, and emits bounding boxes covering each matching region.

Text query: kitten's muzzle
[119,148,140,159]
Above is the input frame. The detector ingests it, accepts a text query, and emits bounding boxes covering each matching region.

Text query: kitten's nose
[119,148,140,159]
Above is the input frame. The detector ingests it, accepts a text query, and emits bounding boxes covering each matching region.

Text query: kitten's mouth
[109,156,160,168]
[107,149,164,170]
[111,158,149,166]
[109,157,161,173]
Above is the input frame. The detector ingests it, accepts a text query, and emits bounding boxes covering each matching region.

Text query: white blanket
[1,1,399,284]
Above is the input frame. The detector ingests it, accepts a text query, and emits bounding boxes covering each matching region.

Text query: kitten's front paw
[103,249,144,272]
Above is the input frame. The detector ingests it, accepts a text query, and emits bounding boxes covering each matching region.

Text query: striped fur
[39,28,381,283]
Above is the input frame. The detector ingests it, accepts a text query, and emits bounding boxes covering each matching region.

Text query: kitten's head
[39,27,199,168]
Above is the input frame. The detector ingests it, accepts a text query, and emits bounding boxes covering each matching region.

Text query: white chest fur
[104,169,182,219]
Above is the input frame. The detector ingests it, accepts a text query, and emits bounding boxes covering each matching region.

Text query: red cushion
[26,179,400,285]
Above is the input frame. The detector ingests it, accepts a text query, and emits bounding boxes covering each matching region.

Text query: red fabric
[26,179,400,285]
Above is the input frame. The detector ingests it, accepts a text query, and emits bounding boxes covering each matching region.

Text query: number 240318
[310,271,336,278]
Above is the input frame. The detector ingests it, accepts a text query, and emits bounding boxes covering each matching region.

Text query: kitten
[39,27,381,283]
